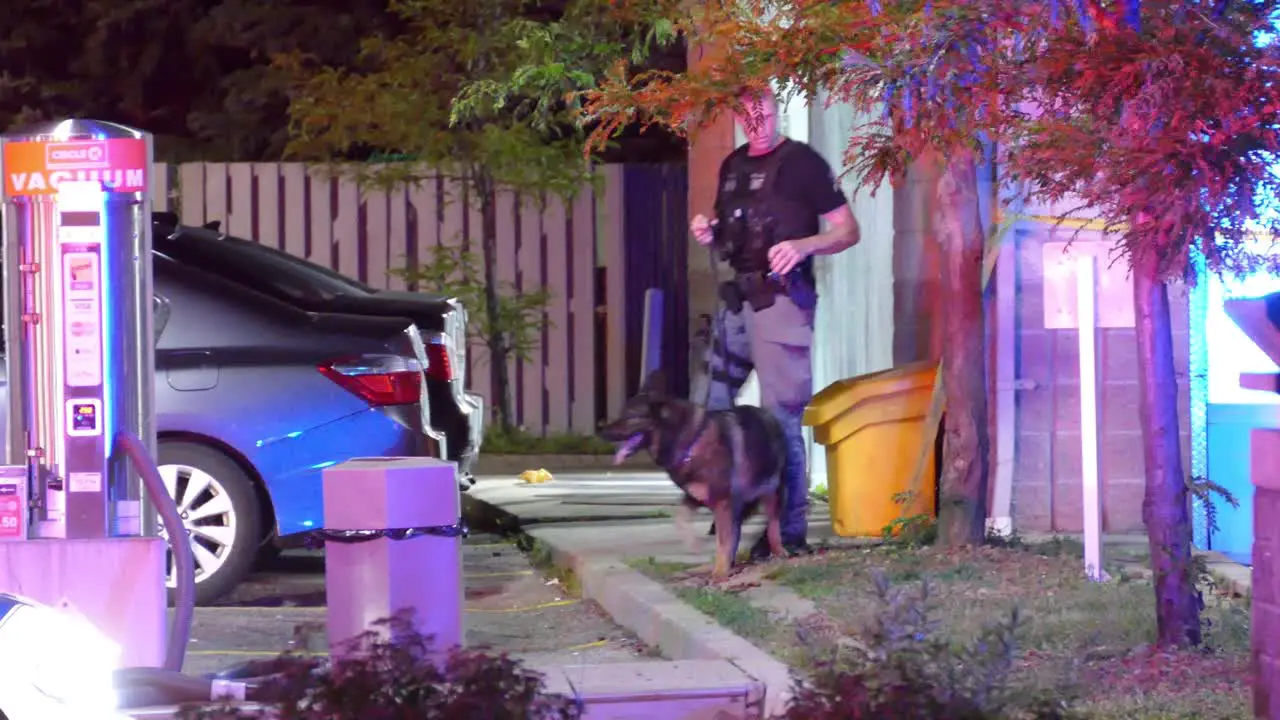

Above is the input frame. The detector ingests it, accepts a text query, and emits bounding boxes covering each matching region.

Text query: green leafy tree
[277,0,619,432]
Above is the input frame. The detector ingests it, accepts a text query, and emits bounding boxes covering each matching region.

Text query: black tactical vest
[714,139,817,280]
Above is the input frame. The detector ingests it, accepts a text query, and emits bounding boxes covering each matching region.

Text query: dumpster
[802,362,940,537]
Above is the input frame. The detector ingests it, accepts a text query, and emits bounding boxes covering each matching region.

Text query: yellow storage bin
[802,361,941,537]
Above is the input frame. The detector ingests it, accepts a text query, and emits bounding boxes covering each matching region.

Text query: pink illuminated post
[1223,296,1280,719]
[322,457,465,661]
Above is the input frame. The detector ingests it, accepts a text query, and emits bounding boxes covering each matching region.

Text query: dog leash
[704,243,726,406]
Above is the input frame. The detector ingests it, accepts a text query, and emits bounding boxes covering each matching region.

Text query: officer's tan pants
[701,294,813,541]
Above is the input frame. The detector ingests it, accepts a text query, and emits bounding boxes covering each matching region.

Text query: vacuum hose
[108,434,281,711]
[112,430,195,673]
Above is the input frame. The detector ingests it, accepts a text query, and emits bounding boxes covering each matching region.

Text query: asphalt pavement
[181,532,658,676]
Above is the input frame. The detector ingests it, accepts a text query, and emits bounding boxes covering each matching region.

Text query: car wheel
[157,442,262,606]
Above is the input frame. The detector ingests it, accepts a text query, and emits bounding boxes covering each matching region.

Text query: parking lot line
[186,637,608,659]
[465,599,580,614]
[562,639,609,652]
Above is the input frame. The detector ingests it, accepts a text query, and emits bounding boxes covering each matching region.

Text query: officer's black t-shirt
[714,139,847,242]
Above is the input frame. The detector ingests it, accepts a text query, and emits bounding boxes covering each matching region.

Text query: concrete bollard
[1253,428,1280,720]
[321,457,465,662]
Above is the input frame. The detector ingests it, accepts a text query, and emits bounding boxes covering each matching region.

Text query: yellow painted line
[999,211,1280,244]
[563,639,609,651]
[199,598,581,614]
[467,542,515,550]
[995,210,1114,231]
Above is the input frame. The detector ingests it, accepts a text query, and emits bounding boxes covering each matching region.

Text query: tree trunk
[933,149,991,546]
[1131,247,1202,647]
[478,174,515,432]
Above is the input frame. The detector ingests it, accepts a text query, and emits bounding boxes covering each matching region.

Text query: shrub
[783,572,1077,720]
[182,611,582,720]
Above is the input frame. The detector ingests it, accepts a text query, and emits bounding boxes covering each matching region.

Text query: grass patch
[483,428,614,455]
[659,537,1251,717]
[520,537,581,596]
[671,586,773,641]
[628,557,697,580]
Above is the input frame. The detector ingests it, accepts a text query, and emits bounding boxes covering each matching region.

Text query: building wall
[1007,217,1192,533]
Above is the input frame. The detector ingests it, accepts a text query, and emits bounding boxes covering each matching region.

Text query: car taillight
[426,335,455,381]
[318,354,423,406]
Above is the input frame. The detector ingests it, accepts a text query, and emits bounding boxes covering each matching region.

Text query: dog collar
[671,414,711,472]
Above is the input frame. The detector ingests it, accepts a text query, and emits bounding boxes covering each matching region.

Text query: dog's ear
[640,369,668,396]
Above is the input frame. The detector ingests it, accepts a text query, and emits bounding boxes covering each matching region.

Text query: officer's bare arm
[799,205,861,257]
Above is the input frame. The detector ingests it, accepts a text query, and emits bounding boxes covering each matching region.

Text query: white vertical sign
[1075,254,1107,582]
[1043,240,1131,583]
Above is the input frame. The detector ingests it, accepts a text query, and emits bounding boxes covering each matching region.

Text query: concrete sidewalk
[464,472,850,717]
[181,533,658,676]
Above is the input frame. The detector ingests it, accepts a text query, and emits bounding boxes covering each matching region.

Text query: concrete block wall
[1010,224,1193,532]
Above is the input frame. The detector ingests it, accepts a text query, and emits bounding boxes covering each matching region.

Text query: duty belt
[719,272,785,313]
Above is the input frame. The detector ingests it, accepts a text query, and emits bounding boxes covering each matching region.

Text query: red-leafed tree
[1001,0,1280,647]
[531,0,1280,645]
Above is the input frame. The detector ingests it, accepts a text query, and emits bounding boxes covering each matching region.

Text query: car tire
[158,442,262,607]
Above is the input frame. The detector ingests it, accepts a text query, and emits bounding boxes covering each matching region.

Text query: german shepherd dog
[598,371,788,578]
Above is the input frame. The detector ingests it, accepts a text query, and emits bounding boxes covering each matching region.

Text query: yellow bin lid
[802,361,939,430]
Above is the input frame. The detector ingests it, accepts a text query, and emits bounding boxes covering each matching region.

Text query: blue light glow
[1205,245,1280,407]
[1189,253,1209,548]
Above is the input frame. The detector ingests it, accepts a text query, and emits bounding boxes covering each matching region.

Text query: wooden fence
[150,162,689,437]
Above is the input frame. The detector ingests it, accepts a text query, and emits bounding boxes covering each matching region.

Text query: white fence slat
[388,190,409,291]
[151,163,170,212]
[333,178,361,280]
[179,164,206,224]
[365,187,390,288]
[543,197,571,433]
[519,193,545,433]
[227,163,255,238]
[204,163,229,227]
[281,165,308,260]
[253,163,281,250]
[570,189,597,434]
[307,172,332,267]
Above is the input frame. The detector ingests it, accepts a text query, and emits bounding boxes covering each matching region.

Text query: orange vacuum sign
[2,138,148,197]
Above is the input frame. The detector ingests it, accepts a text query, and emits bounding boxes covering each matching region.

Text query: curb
[1198,549,1252,598]
[462,494,796,718]
[473,454,658,477]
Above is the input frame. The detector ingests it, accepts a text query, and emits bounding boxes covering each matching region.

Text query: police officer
[691,88,861,559]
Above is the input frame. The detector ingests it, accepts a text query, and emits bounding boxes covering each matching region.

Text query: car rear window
[155,228,376,304]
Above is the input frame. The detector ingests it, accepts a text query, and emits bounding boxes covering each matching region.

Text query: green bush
[784,572,1077,720]
[181,611,581,720]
